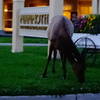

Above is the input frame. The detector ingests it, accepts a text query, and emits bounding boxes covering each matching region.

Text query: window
[3,0,12,32]
[78,0,92,16]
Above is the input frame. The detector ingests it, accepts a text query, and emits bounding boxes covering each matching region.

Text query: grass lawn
[0,37,48,43]
[0,37,12,43]
[0,46,100,95]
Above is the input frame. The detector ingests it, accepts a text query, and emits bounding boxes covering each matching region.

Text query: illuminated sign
[19,7,49,38]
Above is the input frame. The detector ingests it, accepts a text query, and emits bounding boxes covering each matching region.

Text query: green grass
[0,46,100,95]
[0,37,12,43]
[24,37,48,43]
[0,37,48,43]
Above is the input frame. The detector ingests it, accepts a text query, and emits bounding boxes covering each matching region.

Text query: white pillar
[0,0,3,30]
[92,0,98,14]
[48,0,64,58]
[12,0,25,53]
[49,0,64,21]
[98,0,100,14]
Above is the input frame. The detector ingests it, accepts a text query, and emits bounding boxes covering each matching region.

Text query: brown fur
[42,15,85,83]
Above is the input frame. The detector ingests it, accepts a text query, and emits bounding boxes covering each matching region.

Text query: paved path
[0,31,11,37]
[0,43,48,46]
[0,93,100,100]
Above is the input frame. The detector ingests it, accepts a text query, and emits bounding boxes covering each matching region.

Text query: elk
[42,15,86,83]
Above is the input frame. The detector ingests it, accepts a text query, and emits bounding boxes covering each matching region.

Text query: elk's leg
[52,49,57,73]
[59,50,67,79]
[42,44,53,78]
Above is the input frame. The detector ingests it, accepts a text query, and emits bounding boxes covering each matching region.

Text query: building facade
[0,0,99,32]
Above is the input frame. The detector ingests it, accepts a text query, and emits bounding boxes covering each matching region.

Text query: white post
[92,0,98,14]
[12,0,25,53]
[48,0,64,57]
[98,0,100,14]
[0,0,3,30]
[49,0,64,21]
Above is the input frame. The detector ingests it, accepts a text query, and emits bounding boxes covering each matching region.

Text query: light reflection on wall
[3,0,12,32]
[78,0,92,16]
[25,0,49,7]
[64,5,72,19]
[4,5,8,12]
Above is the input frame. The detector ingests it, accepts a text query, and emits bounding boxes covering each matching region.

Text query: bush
[75,14,100,34]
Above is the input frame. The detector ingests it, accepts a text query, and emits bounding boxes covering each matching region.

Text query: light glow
[4,8,8,12]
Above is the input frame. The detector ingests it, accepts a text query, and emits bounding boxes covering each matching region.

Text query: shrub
[75,14,100,34]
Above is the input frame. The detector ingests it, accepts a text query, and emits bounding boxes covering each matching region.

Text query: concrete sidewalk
[0,43,48,46]
[0,30,12,37]
[0,93,100,100]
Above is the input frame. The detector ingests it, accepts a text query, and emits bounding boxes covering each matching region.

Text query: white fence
[12,0,64,53]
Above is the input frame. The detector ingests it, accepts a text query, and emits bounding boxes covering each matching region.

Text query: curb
[0,93,100,100]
